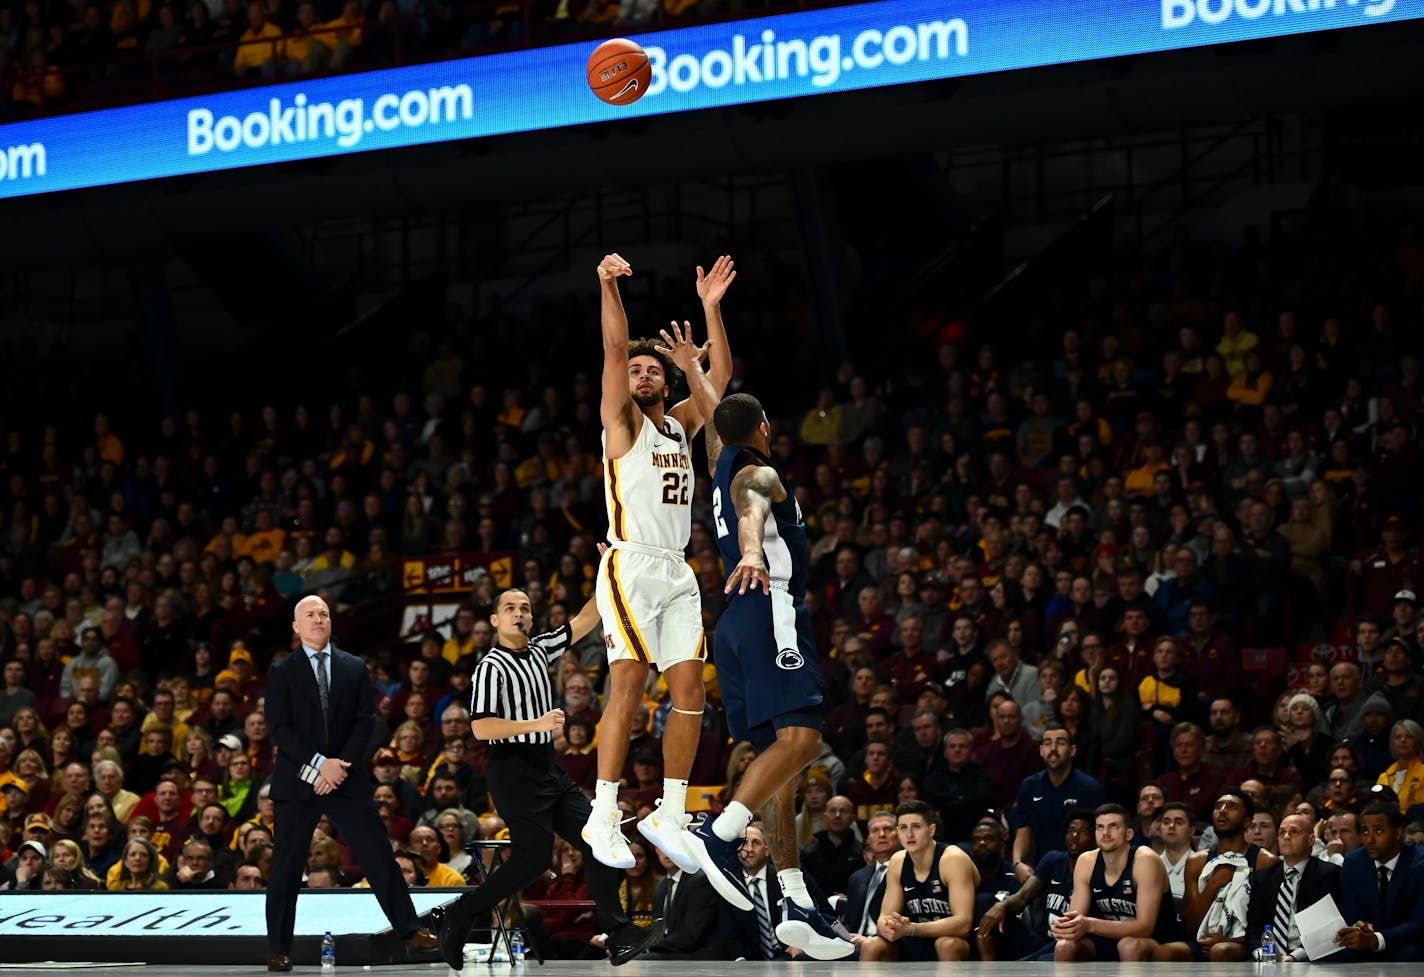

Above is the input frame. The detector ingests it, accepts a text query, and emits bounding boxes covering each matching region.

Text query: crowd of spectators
[0,0,792,116]
[1,206,1424,960]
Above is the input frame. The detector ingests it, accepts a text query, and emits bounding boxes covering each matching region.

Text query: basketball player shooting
[581,251,735,873]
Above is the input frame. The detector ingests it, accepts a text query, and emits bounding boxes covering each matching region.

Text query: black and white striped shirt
[469,624,571,745]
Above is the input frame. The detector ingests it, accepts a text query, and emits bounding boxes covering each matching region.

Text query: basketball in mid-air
[587,38,652,105]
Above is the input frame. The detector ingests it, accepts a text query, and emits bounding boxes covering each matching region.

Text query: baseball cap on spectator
[919,681,947,703]
[1395,590,1418,605]
[1,775,29,796]
[217,734,244,751]
[1371,783,1399,805]
[372,748,400,765]
[1383,515,1403,530]
[214,669,242,689]
[17,840,46,860]
[25,813,53,832]
[1362,692,1393,720]
[632,746,661,765]
[920,574,948,591]
[804,767,833,793]
[229,647,253,666]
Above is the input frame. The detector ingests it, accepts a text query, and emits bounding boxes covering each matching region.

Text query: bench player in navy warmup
[673,385,853,960]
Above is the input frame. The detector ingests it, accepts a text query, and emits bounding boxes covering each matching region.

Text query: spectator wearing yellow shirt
[1216,309,1259,378]
[94,414,124,466]
[308,527,356,573]
[233,0,282,77]
[441,606,479,665]
[1124,437,1170,498]
[235,509,286,565]
[319,0,364,67]
[1226,350,1274,425]
[11,49,64,110]
[282,1,331,74]
[799,388,843,446]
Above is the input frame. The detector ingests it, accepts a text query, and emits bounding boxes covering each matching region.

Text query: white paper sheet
[1296,894,1347,961]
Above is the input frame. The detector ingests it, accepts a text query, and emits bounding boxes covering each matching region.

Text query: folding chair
[463,838,545,966]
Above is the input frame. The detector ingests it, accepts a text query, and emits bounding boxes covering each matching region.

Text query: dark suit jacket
[841,859,890,938]
[265,645,375,802]
[715,866,833,960]
[717,868,785,961]
[650,870,719,959]
[1339,842,1424,959]
[1244,856,1342,956]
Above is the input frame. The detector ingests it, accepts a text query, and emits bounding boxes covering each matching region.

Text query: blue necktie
[749,877,775,960]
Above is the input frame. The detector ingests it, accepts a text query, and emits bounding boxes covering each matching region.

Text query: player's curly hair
[627,338,682,396]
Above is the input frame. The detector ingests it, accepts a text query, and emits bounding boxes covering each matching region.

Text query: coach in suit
[842,811,898,944]
[265,596,437,972]
[716,824,833,960]
[1335,802,1424,961]
[646,852,719,959]
[1244,813,1342,960]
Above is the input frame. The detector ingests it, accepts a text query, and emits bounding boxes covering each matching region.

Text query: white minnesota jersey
[603,414,693,551]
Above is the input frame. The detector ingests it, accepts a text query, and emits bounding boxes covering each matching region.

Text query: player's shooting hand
[725,554,770,595]
[695,255,736,305]
[540,709,567,733]
[597,253,632,281]
[655,320,712,374]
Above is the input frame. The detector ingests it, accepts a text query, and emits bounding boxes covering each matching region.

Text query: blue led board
[0,0,1413,199]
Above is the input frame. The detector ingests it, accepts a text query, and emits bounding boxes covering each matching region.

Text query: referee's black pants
[447,745,631,940]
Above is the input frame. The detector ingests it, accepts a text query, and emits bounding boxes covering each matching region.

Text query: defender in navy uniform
[670,384,851,961]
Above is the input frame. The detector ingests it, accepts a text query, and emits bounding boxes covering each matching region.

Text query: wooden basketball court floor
[1,962,1417,975]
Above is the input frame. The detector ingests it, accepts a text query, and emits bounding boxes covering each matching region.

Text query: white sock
[661,778,688,820]
[778,868,813,909]
[712,801,753,842]
[594,779,619,817]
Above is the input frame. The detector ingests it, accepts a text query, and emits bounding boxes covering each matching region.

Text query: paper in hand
[1296,894,1347,961]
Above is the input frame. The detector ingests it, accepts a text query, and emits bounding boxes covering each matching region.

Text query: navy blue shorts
[714,589,824,750]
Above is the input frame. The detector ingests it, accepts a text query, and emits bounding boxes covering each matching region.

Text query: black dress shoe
[439,898,474,971]
[608,918,667,967]
[405,928,439,952]
[267,952,292,972]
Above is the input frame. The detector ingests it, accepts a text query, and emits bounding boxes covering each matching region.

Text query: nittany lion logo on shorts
[776,648,805,670]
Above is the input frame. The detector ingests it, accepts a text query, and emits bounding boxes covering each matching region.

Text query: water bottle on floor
[510,929,525,965]
[321,931,336,974]
[1260,923,1278,964]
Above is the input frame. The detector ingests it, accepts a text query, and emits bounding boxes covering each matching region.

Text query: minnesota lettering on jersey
[651,450,690,469]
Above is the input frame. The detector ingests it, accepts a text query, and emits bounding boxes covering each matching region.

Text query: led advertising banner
[0,0,1413,200]
[0,890,458,937]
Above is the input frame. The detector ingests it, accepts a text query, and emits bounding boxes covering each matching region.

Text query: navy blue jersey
[1088,851,1138,921]
[1034,850,1074,929]
[713,445,808,603]
[899,842,954,924]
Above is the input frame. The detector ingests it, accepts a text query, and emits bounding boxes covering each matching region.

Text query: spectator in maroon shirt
[884,616,934,703]
[846,744,898,826]
[1227,725,1303,799]
[1349,515,1416,623]
[1155,722,1223,823]
[1106,600,1157,687]
[974,697,1043,811]
[854,586,896,660]
[1181,601,1240,704]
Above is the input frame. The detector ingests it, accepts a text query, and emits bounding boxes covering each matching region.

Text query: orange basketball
[587,38,652,106]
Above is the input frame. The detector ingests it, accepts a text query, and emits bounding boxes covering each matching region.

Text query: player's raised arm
[657,320,723,475]
[670,255,735,437]
[598,252,638,455]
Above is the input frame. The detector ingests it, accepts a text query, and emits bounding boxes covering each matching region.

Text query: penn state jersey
[1034,849,1074,928]
[712,445,808,602]
[1088,853,1138,921]
[899,842,953,924]
[603,413,693,551]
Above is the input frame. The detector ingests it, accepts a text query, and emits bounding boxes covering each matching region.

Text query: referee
[437,587,665,969]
